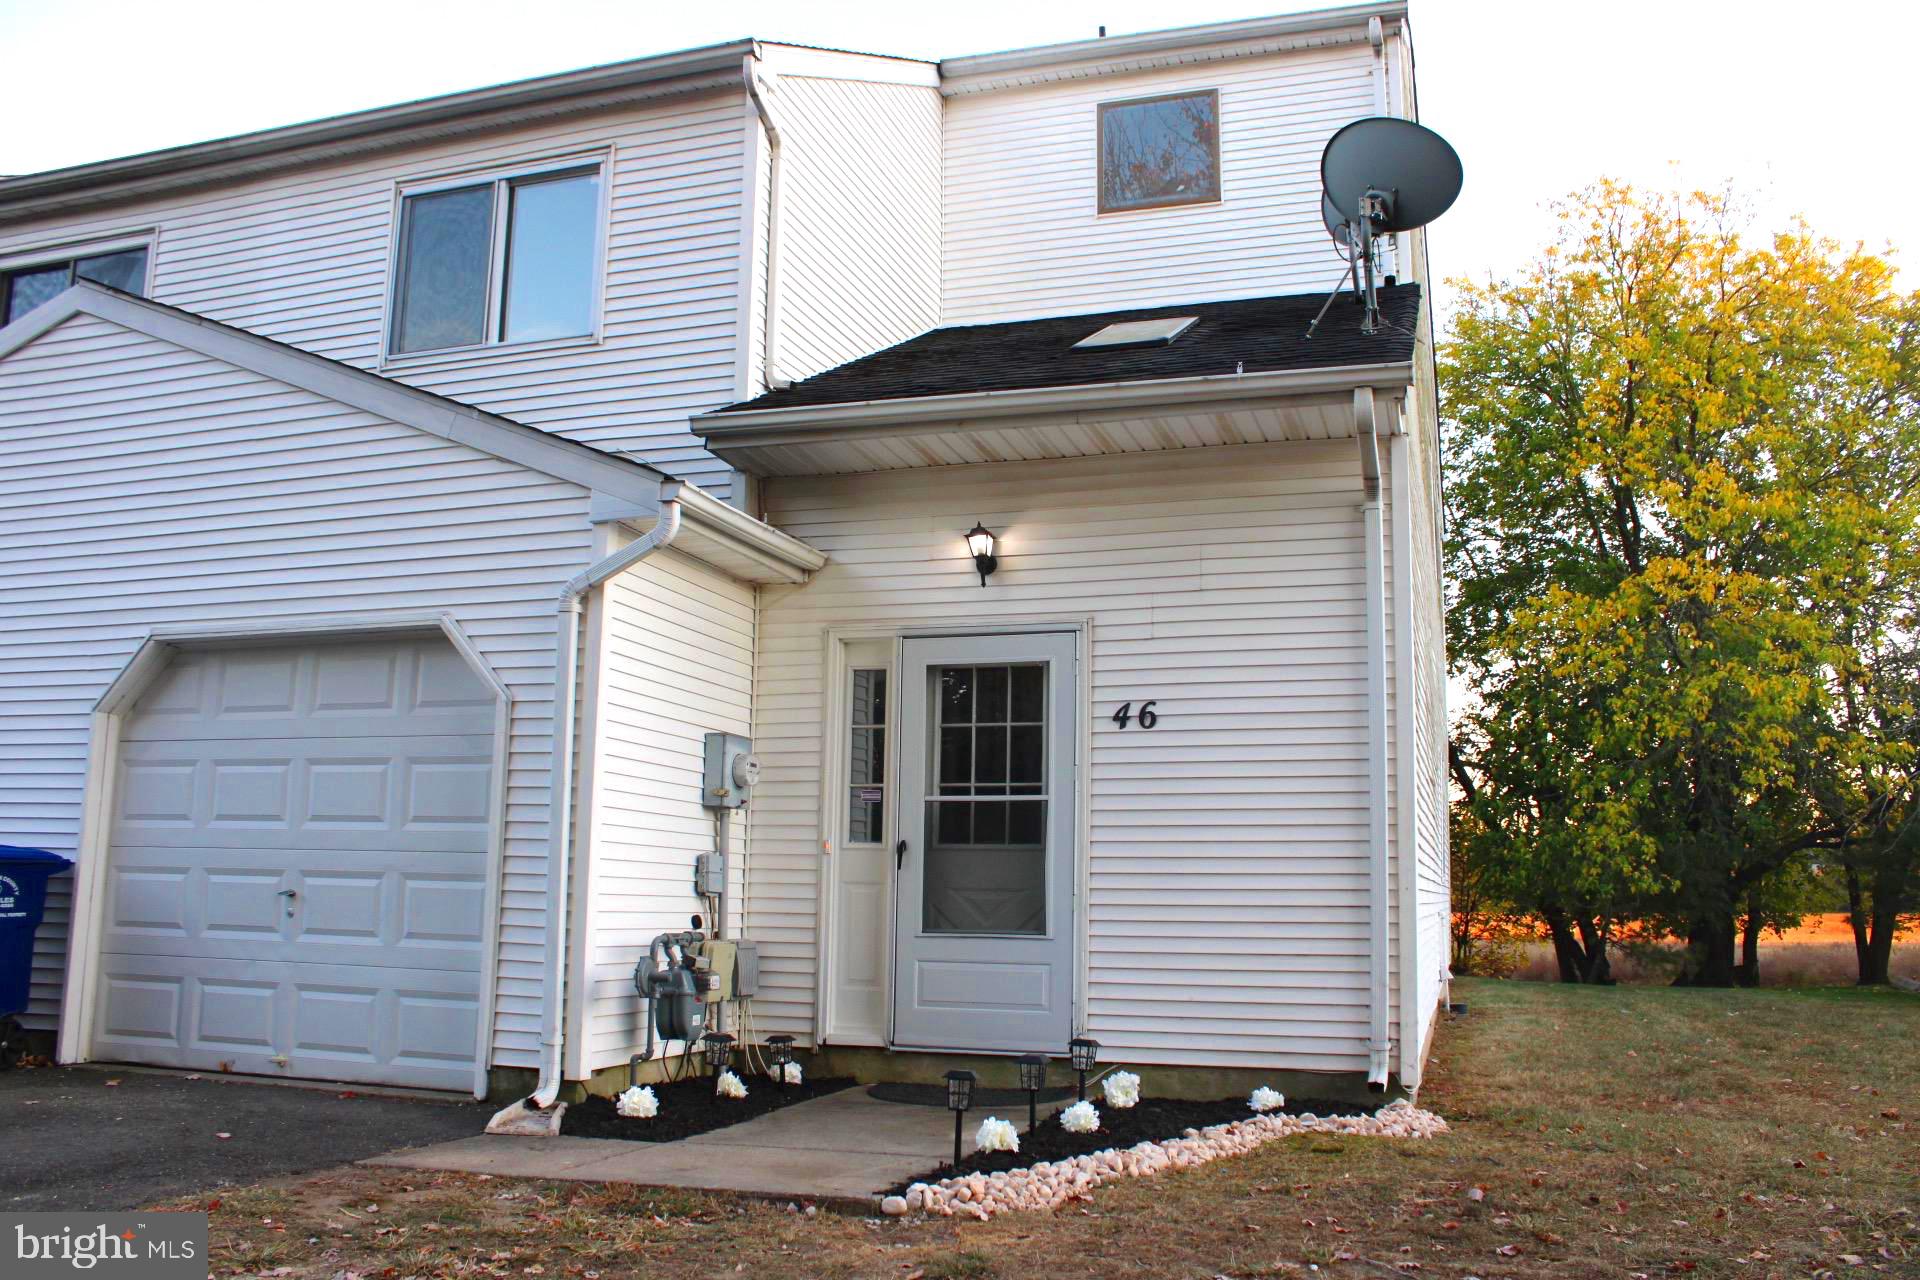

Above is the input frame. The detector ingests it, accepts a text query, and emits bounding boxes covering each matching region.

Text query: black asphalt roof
[716,283,1420,415]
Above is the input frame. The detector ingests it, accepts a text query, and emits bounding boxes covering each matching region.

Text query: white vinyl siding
[769,74,942,384]
[1406,402,1449,1063]
[941,44,1379,324]
[752,440,1412,1071]
[0,94,749,496]
[0,311,597,1070]
[577,546,756,1072]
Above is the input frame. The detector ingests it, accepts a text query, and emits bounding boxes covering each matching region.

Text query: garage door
[92,636,495,1091]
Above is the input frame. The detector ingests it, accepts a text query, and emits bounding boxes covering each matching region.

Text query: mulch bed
[561,1073,856,1142]
[893,1094,1369,1190]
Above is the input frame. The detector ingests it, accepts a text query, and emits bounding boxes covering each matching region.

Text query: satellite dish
[1320,116,1463,234]
[1307,116,1463,339]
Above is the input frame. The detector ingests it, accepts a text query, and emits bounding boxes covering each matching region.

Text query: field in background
[1507,916,1919,986]
[174,980,1917,1278]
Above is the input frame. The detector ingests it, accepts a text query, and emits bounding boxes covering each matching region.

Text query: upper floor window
[1097,90,1221,215]
[2,246,149,326]
[390,164,602,357]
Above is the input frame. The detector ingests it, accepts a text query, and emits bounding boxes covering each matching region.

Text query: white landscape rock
[889,1098,1449,1221]
[1059,1100,1100,1133]
[715,1069,748,1099]
[1100,1071,1141,1109]
[768,1061,802,1085]
[975,1116,1020,1153]
[615,1085,658,1119]
[1249,1086,1285,1113]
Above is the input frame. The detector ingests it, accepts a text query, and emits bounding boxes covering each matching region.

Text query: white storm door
[891,632,1076,1053]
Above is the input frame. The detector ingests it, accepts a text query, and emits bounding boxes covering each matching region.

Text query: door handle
[896,839,908,870]
[276,888,297,918]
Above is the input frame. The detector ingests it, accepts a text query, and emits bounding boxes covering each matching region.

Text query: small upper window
[2,246,149,326]
[390,166,601,357]
[1097,90,1221,215]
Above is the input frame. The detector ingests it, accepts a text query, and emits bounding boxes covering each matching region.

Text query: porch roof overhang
[695,360,1414,477]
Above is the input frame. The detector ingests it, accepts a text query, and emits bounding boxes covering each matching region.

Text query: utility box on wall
[702,732,758,809]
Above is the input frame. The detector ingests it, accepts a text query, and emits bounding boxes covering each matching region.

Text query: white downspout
[745,53,790,392]
[1357,388,1392,1091]
[523,498,685,1113]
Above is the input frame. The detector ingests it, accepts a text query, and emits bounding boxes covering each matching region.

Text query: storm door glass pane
[501,171,599,342]
[393,184,493,353]
[847,668,887,844]
[5,266,71,325]
[74,248,148,295]
[922,663,1047,935]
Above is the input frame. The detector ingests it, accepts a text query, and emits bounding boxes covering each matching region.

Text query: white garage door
[92,636,495,1092]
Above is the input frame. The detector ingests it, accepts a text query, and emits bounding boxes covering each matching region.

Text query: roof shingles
[717,283,1420,414]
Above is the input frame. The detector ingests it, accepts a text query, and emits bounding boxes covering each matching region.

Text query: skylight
[1072,316,1198,350]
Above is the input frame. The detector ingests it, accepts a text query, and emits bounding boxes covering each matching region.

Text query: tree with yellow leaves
[1443,183,1920,986]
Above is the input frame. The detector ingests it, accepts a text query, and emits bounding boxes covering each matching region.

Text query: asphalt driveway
[0,1065,484,1210]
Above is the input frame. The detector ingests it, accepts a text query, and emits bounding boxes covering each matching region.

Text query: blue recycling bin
[0,845,72,1063]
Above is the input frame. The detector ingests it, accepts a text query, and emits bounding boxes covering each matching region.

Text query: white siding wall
[752,440,1413,1072]
[769,74,943,384]
[0,312,599,1069]
[0,92,751,495]
[578,546,756,1072]
[1407,403,1450,1063]
[941,43,1378,324]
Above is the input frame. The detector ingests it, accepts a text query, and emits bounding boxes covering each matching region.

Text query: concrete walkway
[365,1087,1056,1206]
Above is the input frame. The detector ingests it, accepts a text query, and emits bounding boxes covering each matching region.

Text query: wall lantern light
[1069,1036,1100,1101]
[944,1068,978,1166]
[701,1030,735,1094]
[1017,1053,1047,1133]
[965,522,998,586]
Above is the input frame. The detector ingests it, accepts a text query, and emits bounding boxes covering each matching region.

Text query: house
[0,2,1450,1106]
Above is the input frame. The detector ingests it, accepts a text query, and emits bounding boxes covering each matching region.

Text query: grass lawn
[173,979,1917,1278]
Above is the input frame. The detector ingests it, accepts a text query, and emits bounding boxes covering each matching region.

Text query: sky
[3,0,1916,317]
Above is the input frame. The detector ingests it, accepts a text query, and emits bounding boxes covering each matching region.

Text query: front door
[892,632,1076,1052]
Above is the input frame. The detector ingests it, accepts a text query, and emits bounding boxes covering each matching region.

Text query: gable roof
[712,283,1421,418]
[0,283,668,504]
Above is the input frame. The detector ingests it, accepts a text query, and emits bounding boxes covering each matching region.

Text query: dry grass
[1510,939,1920,986]
[167,980,1918,1279]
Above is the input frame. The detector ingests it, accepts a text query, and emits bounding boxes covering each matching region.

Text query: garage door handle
[276,888,297,918]
[895,839,908,870]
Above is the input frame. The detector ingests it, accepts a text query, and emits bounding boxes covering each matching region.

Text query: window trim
[380,151,611,366]
[1094,88,1223,217]
[0,232,156,325]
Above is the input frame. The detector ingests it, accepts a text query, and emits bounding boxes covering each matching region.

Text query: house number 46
[1111,701,1158,729]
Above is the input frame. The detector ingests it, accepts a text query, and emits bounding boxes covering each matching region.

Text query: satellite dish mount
[1304,117,1463,340]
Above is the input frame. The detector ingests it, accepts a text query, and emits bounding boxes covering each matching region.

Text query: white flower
[974,1116,1019,1153]
[768,1061,802,1085]
[1249,1086,1285,1113]
[1101,1070,1141,1109]
[715,1069,748,1099]
[615,1085,658,1118]
[1059,1100,1101,1133]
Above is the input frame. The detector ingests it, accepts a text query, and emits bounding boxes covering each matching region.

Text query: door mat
[867,1082,1077,1108]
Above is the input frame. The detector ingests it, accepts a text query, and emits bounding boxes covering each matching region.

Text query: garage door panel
[98,637,492,1092]
[95,954,482,1092]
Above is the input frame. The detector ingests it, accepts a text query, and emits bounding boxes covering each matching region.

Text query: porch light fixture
[1017,1054,1047,1133]
[945,1069,978,1166]
[965,522,998,586]
[767,1034,795,1092]
[701,1030,735,1093]
[1069,1037,1100,1102]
